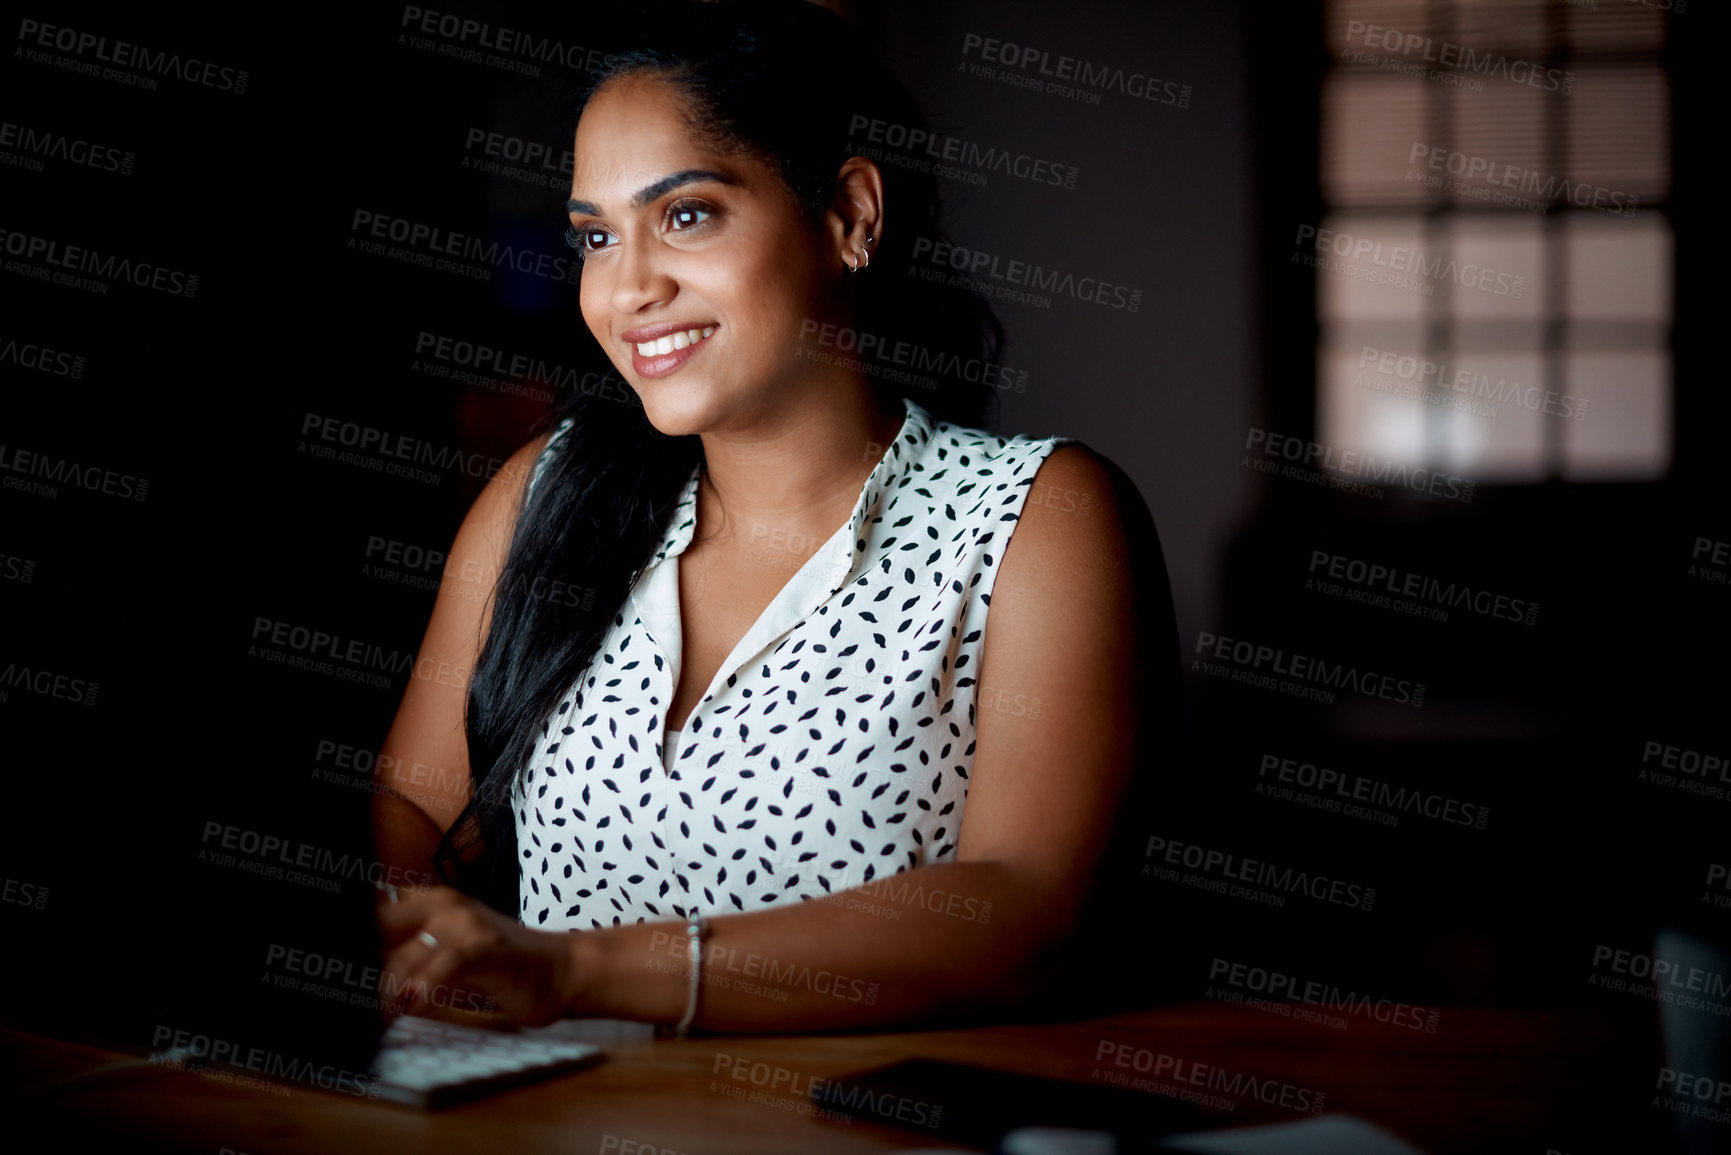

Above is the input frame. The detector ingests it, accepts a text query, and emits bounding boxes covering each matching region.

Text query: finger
[378,933,444,1019]
[397,937,475,1021]
[375,886,453,945]
[398,922,524,1028]
[384,909,489,1019]
[402,990,512,1029]
[380,935,437,982]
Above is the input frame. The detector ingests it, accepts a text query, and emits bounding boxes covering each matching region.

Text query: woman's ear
[828,156,885,272]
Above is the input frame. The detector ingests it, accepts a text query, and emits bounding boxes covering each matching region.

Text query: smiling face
[567,73,836,435]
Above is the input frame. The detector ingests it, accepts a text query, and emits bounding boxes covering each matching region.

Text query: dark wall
[1,2,1723,1147]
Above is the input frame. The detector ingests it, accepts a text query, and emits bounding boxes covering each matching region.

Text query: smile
[624,324,718,379]
[634,326,715,356]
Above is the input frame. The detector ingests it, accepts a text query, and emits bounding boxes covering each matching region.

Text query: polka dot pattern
[513,397,1074,929]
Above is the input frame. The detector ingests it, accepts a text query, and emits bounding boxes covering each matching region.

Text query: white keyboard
[368,1014,605,1107]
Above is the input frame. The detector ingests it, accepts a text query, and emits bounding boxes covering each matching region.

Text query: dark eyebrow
[567,169,739,218]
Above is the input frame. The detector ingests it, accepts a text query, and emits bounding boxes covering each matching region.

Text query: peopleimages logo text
[350,211,579,284]
[200,820,436,891]
[1195,630,1425,707]
[1342,20,1573,94]
[910,237,1141,311]
[17,19,250,93]
[847,115,1079,189]
[399,6,615,73]
[0,443,147,500]
[0,228,198,296]
[299,413,523,483]
[1356,345,1587,421]
[1145,835,1376,911]
[150,1026,379,1097]
[1207,957,1439,1032]
[1258,753,1489,830]
[1095,1041,1324,1112]
[1246,428,1475,502]
[1307,549,1539,626]
[960,34,1191,105]
[1295,224,1525,299]
[1408,144,1636,216]
[797,320,1029,392]
[0,663,98,706]
[0,335,83,378]
[0,120,135,174]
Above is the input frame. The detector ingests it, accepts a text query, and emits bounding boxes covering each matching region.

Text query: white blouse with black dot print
[513,396,1076,929]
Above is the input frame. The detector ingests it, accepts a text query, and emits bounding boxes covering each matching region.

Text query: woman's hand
[377,886,582,1029]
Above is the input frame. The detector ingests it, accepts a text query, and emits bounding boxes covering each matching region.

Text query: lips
[622,322,718,379]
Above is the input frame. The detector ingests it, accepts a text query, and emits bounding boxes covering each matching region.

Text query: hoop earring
[845,235,875,274]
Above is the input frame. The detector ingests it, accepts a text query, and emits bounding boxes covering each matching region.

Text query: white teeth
[634,327,715,357]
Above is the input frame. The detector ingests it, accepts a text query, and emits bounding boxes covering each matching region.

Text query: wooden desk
[0,1002,1664,1155]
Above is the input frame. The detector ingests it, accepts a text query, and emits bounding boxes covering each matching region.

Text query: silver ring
[417,930,440,950]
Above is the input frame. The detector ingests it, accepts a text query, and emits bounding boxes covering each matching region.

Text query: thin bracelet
[672,916,710,1037]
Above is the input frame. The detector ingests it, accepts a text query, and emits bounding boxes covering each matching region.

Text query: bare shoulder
[486,427,560,511]
[463,427,561,543]
[979,441,1148,728]
[995,442,1136,598]
[957,442,1146,892]
[978,441,1144,713]
[430,426,563,608]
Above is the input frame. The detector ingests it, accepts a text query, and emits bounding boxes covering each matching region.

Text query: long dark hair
[439,0,1009,915]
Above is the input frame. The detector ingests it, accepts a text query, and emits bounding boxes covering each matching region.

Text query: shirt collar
[629,396,935,724]
[649,395,935,592]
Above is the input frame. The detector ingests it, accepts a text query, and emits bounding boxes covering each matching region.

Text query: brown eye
[566,224,616,258]
[668,204,712,231]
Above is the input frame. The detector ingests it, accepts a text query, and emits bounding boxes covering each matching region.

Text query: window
[1317,0,1673,481]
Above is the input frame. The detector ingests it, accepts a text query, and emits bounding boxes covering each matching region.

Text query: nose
[608,233,676,317]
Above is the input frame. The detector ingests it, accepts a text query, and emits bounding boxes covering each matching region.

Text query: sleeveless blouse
[513,396,1076,929]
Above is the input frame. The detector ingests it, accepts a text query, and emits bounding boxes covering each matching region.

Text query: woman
[372,0,1169,1034]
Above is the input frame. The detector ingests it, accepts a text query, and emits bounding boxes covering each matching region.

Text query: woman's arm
[382,445,1150,1031]
[371,433,556,882]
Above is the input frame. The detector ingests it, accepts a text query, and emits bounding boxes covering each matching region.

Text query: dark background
[1,2,1724,1150]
